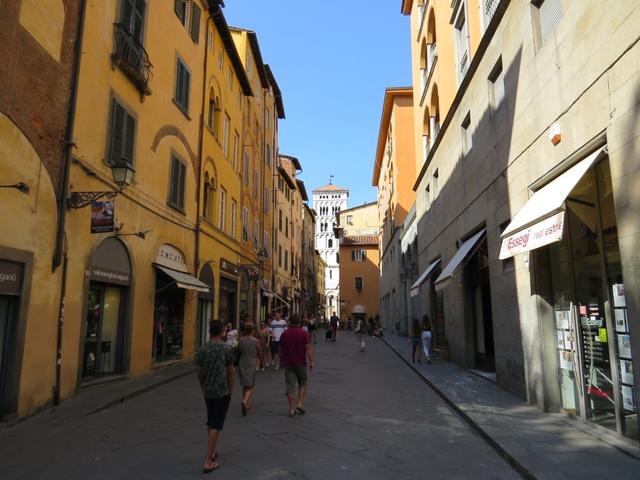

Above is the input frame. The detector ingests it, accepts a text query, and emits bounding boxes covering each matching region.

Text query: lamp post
[68,158,134,209]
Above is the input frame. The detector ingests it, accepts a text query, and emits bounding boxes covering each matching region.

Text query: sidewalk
[382,332,640,480]
[2,361,196,431]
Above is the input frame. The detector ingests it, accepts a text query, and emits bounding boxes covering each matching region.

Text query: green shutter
[190,3,201,43]
[109,100,125,165]
[183,67,190,110]
[123,112,135,165]
[179,161,186,209]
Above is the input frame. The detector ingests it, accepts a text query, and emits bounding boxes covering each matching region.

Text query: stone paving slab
[382,332,640,479]
[0,331,521,479]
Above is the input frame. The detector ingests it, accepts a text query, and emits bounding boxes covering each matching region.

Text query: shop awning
[434,229,486,291]
[155,265,210,293]
[409,258,441,297]
[499,147,606,259]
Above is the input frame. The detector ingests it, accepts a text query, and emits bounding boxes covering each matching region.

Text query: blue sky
[223,1,412,207]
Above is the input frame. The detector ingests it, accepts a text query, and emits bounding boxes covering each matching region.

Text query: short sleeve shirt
[279,327,310,368]
[195,340,234,399]
[269,319,287,342]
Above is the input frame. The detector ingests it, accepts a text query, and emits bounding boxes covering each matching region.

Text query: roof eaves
[280,154,301,171]
[296,179,309,201]
[265,65,285,119]
[247,31,269,88]
[277,165,296,190]
[210,7,253,97]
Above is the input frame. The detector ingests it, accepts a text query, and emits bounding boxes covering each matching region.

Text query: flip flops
[296,406,306,415]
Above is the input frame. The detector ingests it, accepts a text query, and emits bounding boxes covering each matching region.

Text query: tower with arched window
[312,182,349,318]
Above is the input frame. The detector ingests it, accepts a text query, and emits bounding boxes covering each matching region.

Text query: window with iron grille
[174,58,190,113]
[108,99,136,169]
[169,154,186,210]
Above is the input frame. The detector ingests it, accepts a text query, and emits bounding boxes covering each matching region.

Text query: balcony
[111,23,152,97]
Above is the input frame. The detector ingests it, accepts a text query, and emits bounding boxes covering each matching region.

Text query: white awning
[409,258,441,297]
[434,229,486,291]
[155,264,210,293]
[499,147,605,259]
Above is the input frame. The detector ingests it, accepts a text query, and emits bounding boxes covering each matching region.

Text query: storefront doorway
[541,157,636,439]
[219,276,237,326]
[196,264,214,348]
[0,295,17,416]
[82,238,130,380]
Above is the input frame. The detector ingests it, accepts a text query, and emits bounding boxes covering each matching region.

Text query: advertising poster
[556,331,565,350]
[563,330,574,350]
[559,350,573,371]
[613,283,626,308]
[91,200,115,233]
[621,385,635,412]
[618,334,632,359]
[620,359,634,386]
[615,309,627,332]
[555,310,570,330]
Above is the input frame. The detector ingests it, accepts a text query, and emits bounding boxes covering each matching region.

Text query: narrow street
[0,333,518,479]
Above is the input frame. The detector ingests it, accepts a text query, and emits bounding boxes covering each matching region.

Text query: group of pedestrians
[194,312,315,474]
[409,315,433,364]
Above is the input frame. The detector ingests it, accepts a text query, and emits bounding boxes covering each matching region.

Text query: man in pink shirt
[279,314,314,417]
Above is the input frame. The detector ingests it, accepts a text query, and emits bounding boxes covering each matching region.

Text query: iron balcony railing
[112,23,152,96]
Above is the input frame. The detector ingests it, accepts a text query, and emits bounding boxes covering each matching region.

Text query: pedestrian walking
[269,311,287,369]
[355,317,366,352]
[225,323,238,349]
[409,318,422,364]
[308,314,317,344]
[421,315,433,364]
[329,311,339,342]
[279,314,314,417]
[195,320,235,474]
[257,321,270,370]
[237,322,260,416]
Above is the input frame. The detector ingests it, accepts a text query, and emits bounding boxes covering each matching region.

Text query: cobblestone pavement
[0,333,520,479]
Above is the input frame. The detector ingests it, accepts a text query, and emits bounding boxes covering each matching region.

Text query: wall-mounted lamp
[68,158,134,209]
[0,182,30,194]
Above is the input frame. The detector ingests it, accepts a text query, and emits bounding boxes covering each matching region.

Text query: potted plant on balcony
[436,336,449,361]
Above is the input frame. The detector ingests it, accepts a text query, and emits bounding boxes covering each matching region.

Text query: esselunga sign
[499,211,565,259]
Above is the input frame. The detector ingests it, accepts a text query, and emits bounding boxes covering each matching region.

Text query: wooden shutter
[190,3,201,43]
[174,0,185,23]
[351,250,355,261]
[183,67,190,110]
[123,112,135,165]
[170,157,180,206]
[109,100,125,165]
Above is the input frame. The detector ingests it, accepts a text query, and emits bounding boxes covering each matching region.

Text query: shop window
[168,154,186,210]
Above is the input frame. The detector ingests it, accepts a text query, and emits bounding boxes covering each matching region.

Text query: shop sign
[0,259,23,295]
[91,200,115,233]
[220,258,239,275]
[89,267,130,286]
[499,211,565,259]
[156,244,187,272]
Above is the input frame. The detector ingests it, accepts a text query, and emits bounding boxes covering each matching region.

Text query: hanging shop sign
[499,211,565,259]
[91,200,115,233]
[220,258,239,275]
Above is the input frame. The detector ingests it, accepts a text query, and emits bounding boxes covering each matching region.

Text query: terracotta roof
[312,183,348,192]
[342,235,378,246]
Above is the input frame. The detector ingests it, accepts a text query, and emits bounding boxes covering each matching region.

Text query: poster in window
[555,310,570,330]
[613,283,626,308]
[615,309,628,333]
[563,330,574,350]
[618,334,632,359]
[621,385,635,412]
[91,200,115,233]
[556,331,565,350]
[620,359,634,386]
[559,350,573,371]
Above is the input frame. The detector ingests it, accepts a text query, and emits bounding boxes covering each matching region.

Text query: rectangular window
[108,98,136,168]
[285,216,289,238]
[189,2,200,43]
[243,153,250,185]
[346,215,353,225]
[121,0,146,42]
[242,207,249,242]
[174,0,187,25]
[278,244,282,267]
[351,249,366,262]
[230,199,237,239]
[279,209,283,231]
[254,219,259,247]
[207,27,213,52]
[461,112,472,154]
[223,113,230,158]
[263,186,269,212]
[174,58,190,113]
[284,250,288,271]
[534,0,563,43]
[263,231,269,256]
[488,57,505,108]
[217,50,223,70]
[232,131,239,171]
[218,187,226,231]
[355,276,363,290]
[169,154,186,210]
[265,107,270,130]
[454,1,470,83]
[253,168,259,198]
[265,143,271,166]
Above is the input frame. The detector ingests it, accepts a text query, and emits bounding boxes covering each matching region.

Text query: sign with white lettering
[499,211,565,259]
[0,259,23,295]
[156,244,188,272]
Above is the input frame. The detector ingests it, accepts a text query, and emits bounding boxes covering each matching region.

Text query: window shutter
[363,250,367,259]
[351,250,355,261]
[175,61,183,105]
[183,67,190,109]
[123,112,135,165]
[122,0,134,32]
[190,3,201,43]
[178,161,186,209]
[538,0,563,42]
[170,157,180,205]
[174,0,185,23]
[109,100,125,165]
[132,0,146,41]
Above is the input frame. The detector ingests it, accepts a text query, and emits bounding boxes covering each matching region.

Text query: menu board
[612,284,636,413]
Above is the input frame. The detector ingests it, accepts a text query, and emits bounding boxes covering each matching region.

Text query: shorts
[284,366,308,395]
[204,395,231,430]
[270,340,280,355]
[411,336,421,346]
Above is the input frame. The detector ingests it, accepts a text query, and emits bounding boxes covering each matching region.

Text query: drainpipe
[53,0,87,406]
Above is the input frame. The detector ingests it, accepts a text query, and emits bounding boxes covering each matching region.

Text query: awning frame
[409,258,441,297]
[153,264,210,294]
[434,229,487,291]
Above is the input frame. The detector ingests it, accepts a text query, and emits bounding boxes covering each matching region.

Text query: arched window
[328,239,333,248]
[211,95,221,140]
[203,172,211,219]
[329,295,333,307]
